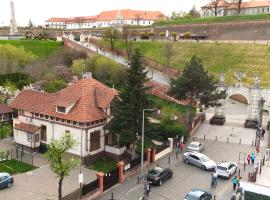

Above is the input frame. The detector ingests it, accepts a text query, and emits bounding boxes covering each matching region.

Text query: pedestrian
[247,154,251,165]
[180,142,185,153]
[261,129,265,140]
[211,173,215,189]
[251,153,256,165]
[213,170,218,188]
[146,181,150,197]
[232,176,239,190]
[176,141,180,158]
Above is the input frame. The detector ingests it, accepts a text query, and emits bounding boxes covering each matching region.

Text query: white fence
[155,138,173,161]
[105,145,126,155]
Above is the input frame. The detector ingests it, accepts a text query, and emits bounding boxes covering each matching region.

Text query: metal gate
[103,168,119,191]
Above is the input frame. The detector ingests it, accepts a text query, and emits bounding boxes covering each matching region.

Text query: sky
[0,0,207,26]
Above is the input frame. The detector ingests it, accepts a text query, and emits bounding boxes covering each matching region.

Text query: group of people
[246,153,256,165]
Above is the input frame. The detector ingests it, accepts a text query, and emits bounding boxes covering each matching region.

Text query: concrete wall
[153,20,270,40]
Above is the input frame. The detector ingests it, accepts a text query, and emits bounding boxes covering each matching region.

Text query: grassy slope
[0,159,36,174]
[0,40,62,57]
[114,41,270,86]
[154,14,270,26]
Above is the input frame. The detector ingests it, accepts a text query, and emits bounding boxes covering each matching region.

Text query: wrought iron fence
[103,168,119,191]
[82,179,99,196]
[124,153,147,172]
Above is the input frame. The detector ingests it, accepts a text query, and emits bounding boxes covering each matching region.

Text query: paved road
[0,165,97,200]
[74,40,170,86]
[97,140,261,200]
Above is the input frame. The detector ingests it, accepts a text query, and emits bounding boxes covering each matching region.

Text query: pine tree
[110,48,150,158]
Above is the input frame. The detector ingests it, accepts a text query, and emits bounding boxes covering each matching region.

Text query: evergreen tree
[110,48,150,158]
[168,56,226,126]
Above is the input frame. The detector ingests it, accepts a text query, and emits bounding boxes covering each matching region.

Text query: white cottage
[10,74,117,158]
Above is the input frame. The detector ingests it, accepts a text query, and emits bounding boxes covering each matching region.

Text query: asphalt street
[97,139,262,200]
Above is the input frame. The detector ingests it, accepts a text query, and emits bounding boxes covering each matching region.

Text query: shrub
[183,32,192,39]
[159,32,166,37]
[147,32,155,37]
[171,32,178,41]
[140,32,149,40]
[44,79,67,93]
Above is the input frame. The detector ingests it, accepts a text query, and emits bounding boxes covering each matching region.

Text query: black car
[147,167,173,186]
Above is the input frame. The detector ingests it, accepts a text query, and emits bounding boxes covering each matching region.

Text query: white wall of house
[13,114,106,157]
[13,128,40,149]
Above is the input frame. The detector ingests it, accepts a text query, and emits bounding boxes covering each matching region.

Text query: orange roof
[45,17,67,23]
[202,0,270,9]
[97,9,165,21]
[10,77,117,123]
[66,16,98,24]
[15,122,40,134]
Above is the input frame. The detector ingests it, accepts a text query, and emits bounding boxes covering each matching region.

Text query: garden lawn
[0,40,62,57]
[0,124,12,139]
[113,40,270,86]
[88,157,117,173]
[0,159,36,174]
[154,14,270,26]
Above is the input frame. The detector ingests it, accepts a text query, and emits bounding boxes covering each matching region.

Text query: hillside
[154,14,270,26]
[113,41,270,86]
[0,40,62,57]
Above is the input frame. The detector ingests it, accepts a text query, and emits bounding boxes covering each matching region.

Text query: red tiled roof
[15,122,40,134]
[97,9,165,21]
[0,104,13,114]
[45,17,67,23]
[202,0,270,9]
[66,16,98,24]
[10,77,117,123]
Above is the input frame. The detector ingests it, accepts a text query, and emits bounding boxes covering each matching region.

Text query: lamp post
[141,109,155,179]
[256,97,265,148]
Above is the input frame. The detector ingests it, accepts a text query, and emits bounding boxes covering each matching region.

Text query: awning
[15,122,40,134]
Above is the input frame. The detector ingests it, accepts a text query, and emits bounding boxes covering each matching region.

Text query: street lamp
[140,109,155,179]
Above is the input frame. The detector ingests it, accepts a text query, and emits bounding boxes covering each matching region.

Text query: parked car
[147,167,173,186]
[186,142,205,152]
[216,161,237,178]
[0,172,14,189]
[183,152,216,170]
[184,189,212,200]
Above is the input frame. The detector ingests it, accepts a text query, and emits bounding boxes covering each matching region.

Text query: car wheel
[201,165,206,170]
[185,159,190,164]
[7,182,12,188]
[159,180,162,186]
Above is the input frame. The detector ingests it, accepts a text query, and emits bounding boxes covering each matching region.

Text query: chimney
[73,75,78,83]
[83,72,92,79]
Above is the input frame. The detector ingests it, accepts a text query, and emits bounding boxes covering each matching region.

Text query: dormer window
[57,106,66,113]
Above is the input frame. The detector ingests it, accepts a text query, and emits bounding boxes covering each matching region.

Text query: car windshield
[217,166,227,171]
[185,194,199,200]
[148,169,160,175]
[200,155,210,162]
[189,144,198,148]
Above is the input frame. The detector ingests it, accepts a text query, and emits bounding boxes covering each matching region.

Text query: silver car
[183,152,216,170]
[186,142,205,152]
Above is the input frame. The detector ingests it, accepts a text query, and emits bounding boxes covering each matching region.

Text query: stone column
[146,148,151,164]
[96,172,104,193]
[117,161,125,183]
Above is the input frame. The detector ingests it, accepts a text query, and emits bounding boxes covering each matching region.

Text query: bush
[0,73,32,89]
[44,79,67,93]
[159,32,166,37]
[183,32,192,39]
[147,32,155,37]
[160,121,188,140]
[140,32,149,40]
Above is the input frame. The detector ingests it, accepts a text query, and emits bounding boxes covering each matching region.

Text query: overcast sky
[0,0,207,26]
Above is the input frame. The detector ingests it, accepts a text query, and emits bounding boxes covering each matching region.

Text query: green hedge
[245,191,270,200]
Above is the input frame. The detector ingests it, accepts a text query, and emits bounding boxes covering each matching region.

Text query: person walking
[180,142,185,153]
[251,153,256,165]
[146,181,150,197]
[247,154,251,165]
[211,173,216,189]
[213,170,218,188]
[261,129,265,140]
[232,176,239,190]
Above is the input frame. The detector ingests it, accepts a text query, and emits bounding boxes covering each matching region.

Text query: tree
[203,0,227,16]
[110,48,150,159]
[45,132,79,200]
[71,59,86,76]
[28,19,34,28]
[164,43,175,68]
[233,0,243,15]
[121,26,137,59]
[103,27,119,51]
[189,5,201,18]
[44,79,67,93]
[171,32,178,42]
[168,56,226,126]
